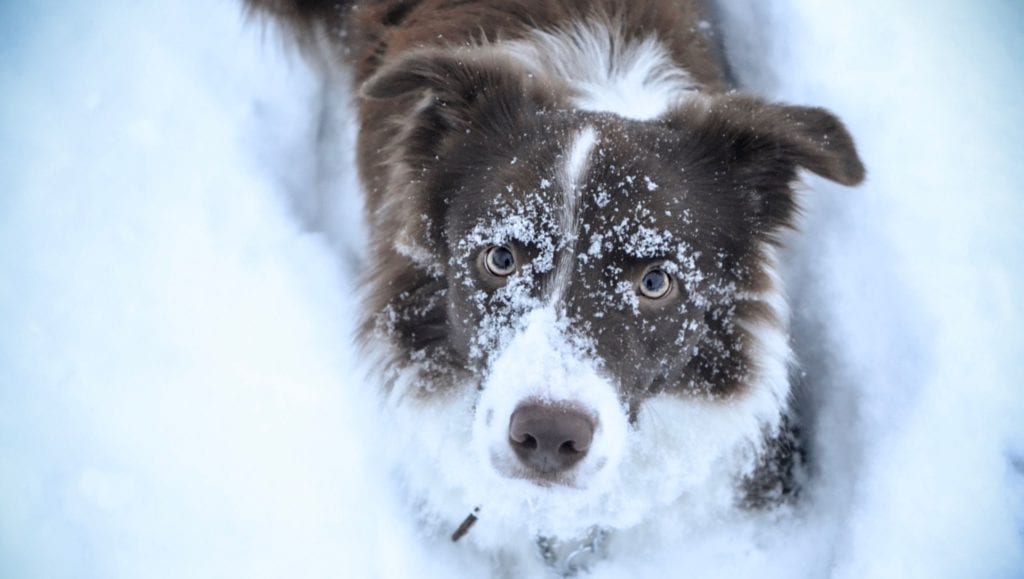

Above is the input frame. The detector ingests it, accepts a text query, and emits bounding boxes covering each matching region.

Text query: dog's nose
[508,403,594,476]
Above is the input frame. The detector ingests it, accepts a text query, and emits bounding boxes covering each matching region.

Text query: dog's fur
[246,0,864,573]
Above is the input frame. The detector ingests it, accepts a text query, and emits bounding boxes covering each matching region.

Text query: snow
[2,0,1023,578]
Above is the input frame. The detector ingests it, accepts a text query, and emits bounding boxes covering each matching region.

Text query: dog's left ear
[669,94,864,229]
[764,100,865,187]
[673,94,865,186]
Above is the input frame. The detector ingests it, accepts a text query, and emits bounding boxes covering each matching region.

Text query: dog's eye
[484,245,516,276]
[639,268,672,299]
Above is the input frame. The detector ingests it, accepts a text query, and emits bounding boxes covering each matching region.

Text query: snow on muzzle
[472,308,628,489]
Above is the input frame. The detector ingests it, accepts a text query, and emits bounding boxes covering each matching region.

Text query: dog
[246,0,864,574]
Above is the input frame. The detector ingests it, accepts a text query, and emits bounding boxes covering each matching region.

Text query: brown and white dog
[246,0,864,573]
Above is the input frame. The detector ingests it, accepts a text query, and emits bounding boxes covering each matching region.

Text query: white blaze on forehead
[551,126,597,303]
[564,125,598,191]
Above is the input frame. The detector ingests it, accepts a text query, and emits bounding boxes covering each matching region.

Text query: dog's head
[360,49,863,542]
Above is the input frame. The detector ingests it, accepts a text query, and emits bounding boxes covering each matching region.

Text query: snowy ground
[1,1,1022,577]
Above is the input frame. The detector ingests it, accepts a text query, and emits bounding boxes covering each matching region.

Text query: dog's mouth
[488,449,585,488]
[488,447,613,491]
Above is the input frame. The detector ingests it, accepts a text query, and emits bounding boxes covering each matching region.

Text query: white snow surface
[2,0,1023,578]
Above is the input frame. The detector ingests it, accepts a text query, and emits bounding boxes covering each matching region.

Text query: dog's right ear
[361,49,533,102]
[361,49,462,101]
[360,49,560,130]
[360,49,559,167]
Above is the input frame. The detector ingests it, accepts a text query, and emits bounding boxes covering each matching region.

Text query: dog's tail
[243,0,355,31]
[243,0,360,63]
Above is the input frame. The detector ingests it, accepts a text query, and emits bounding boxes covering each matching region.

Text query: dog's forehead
[447,113,738,266]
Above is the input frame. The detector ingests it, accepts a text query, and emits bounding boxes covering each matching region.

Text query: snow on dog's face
[360,50,864,542]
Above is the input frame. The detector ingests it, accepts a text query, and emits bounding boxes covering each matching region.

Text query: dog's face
[361,51,863,542]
